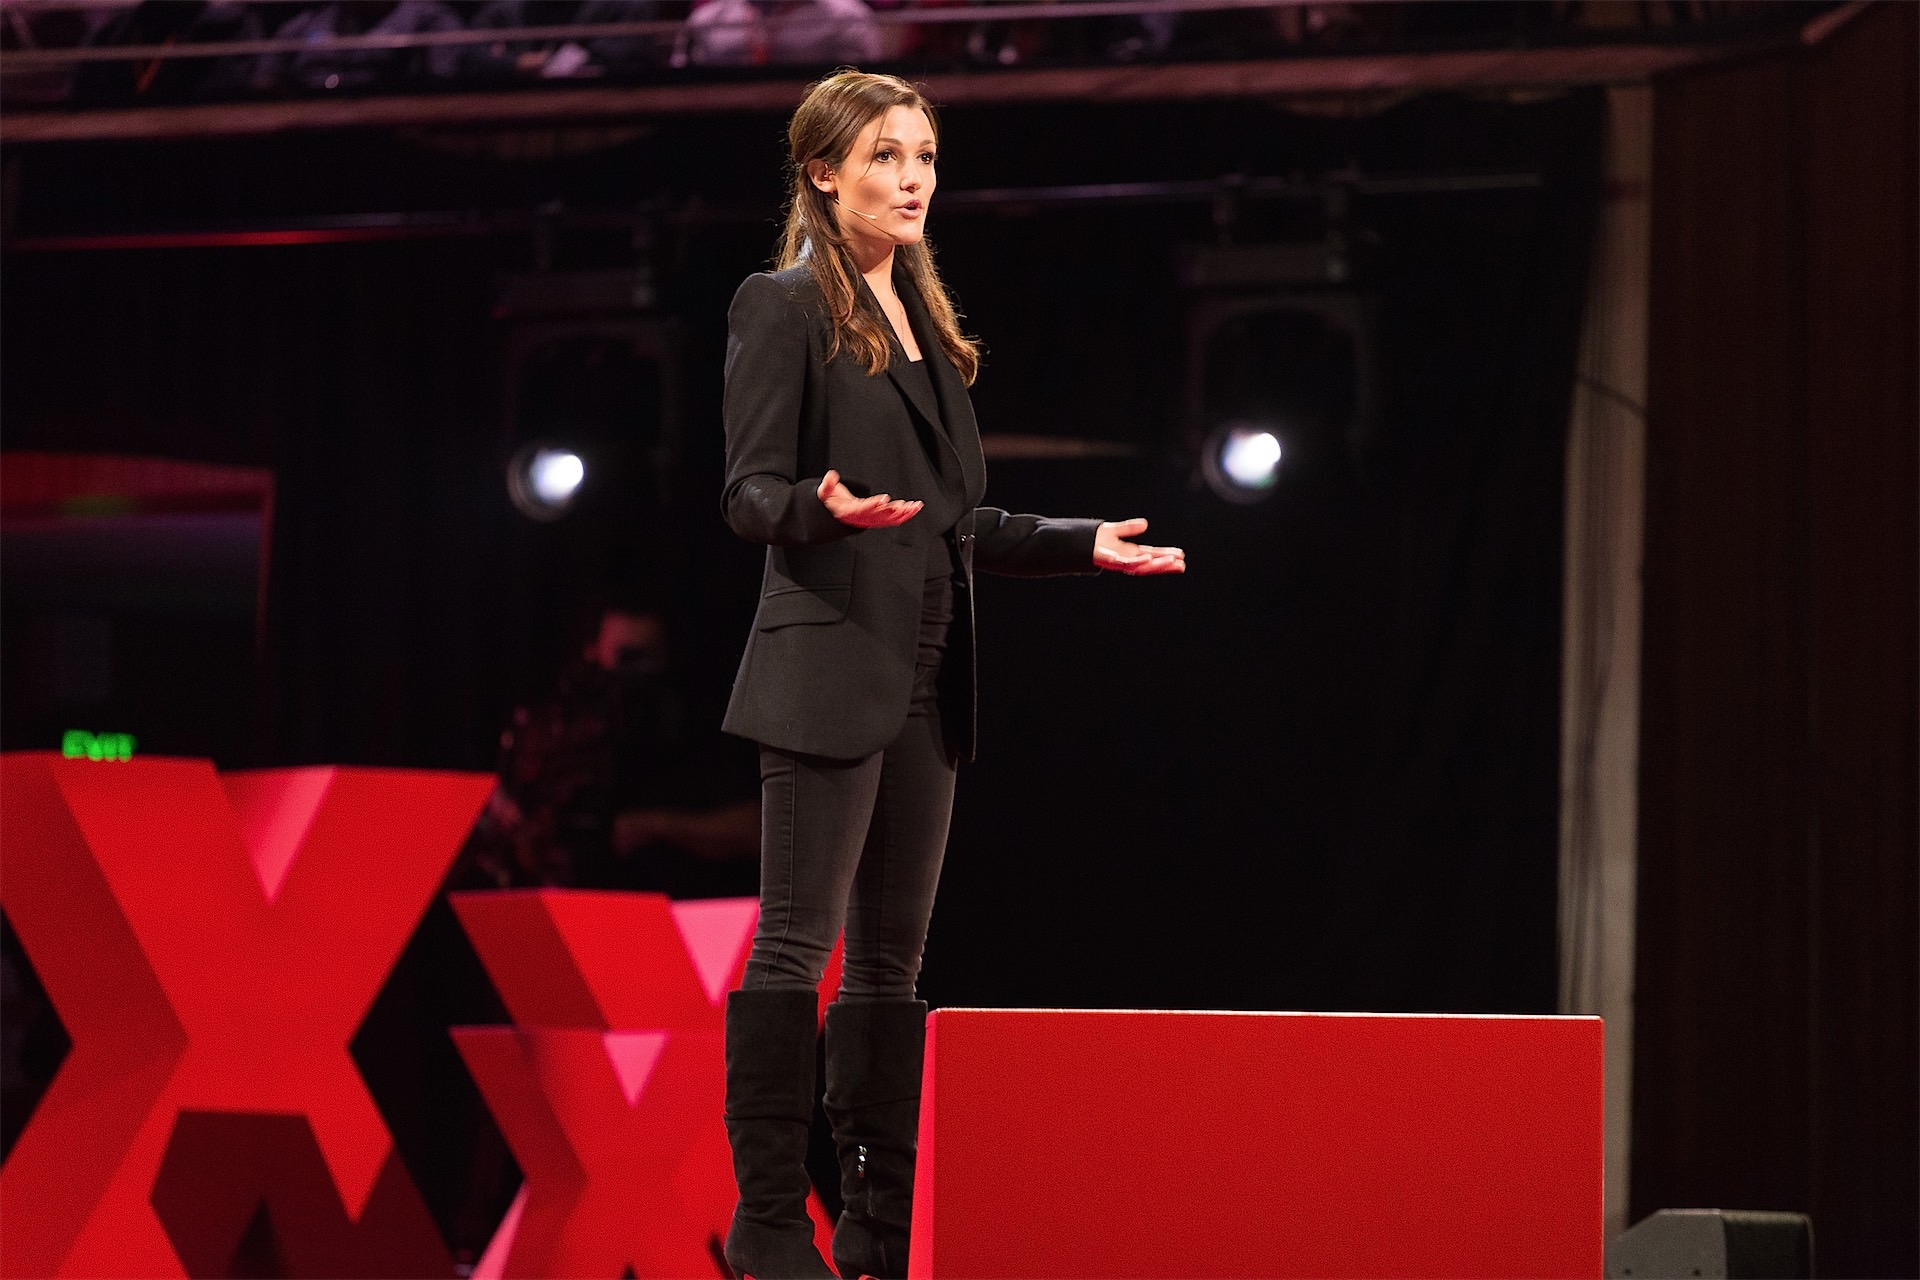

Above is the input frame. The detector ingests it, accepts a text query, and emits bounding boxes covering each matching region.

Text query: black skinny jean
[741,566,957,1001]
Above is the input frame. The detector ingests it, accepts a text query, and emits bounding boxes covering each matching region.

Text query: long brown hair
[777,70,982,384]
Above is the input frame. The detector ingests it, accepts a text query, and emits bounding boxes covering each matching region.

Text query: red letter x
[0,754,491,1279]
[452,890,840,1278]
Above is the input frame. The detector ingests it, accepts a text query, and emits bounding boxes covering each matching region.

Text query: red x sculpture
[0,753,493,1279]
[451,890,841,1279]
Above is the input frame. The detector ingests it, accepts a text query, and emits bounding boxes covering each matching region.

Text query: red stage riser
[911,1008,1604,1280]
[0,753,492,1280]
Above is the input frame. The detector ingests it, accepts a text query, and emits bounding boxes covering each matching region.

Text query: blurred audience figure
[672,0,881,68]
[438,591,760,1269]
[249,0,465,94]
[576,0,669,76]
[456,594,759,900]
[461,0,551,80]
[460,0,667,82]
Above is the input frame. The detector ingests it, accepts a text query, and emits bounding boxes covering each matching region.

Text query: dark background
[1,89,1597,1023]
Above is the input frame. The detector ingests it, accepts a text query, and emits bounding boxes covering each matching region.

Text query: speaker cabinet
[1607,1209,1814,1279]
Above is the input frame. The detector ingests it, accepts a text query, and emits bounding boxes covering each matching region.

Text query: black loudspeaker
[1607,1209,1815,1279]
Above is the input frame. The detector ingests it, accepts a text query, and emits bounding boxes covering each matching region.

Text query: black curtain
[1637,6,1919,1275]
[3,239,511,767]
[923,92,1601,1018]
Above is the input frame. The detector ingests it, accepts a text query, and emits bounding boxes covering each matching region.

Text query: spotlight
[508,442,586,520]
[1202,421,1284,502]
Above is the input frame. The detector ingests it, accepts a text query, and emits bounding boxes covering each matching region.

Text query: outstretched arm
[969,506,1100,577]
[970,508,1186,577]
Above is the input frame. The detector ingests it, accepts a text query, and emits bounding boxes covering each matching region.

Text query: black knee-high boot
[723,989,835,1279]
[822,999,927,1280]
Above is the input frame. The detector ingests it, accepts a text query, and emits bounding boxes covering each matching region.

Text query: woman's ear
[806,158,836,195]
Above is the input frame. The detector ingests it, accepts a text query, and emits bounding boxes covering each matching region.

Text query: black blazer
[720,261,1100,761]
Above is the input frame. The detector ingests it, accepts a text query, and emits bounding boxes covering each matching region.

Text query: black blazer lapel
[870,272,943,429]
[896,272,987,508]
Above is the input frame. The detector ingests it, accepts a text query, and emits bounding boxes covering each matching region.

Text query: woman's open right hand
[818,469,922,528]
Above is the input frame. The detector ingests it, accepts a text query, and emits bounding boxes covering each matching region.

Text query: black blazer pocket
[765,539,855,590]
[755,585,851,630]
[754,525,856,628]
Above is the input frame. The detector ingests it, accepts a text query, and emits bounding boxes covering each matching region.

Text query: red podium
[911,1009,1604,1279]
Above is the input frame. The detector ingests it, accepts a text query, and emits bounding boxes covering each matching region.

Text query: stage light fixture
[508,442,586,520]
[1202,421,1284,502]
[1181,244,1380,505]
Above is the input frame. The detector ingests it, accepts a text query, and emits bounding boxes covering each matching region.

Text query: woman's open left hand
[1093,518,1186,575]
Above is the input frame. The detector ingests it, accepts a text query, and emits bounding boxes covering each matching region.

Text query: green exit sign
[63,730,138,761]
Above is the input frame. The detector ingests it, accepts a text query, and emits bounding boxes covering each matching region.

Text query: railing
[0,0,1815,117]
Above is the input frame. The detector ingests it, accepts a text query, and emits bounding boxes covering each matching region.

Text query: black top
[888,350,965,542]
[892,352,938,431]
[891,350,959,670]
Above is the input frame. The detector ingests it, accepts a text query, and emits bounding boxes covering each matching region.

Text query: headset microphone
[834,196,886,224]
[832,195,908,246]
